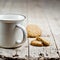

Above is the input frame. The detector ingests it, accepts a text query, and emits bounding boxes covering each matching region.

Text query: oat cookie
[26,24,42,38]
[30,40,43,46]
[36,37,50,46]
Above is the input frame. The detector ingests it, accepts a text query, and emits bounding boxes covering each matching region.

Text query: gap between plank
[46,18,60,57]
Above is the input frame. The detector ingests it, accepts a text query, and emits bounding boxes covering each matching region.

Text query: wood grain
[27,0,60,60]
[0,0,60,60]
[0,0,28,60]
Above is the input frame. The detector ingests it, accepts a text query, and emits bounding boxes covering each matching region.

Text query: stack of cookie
[26,24,50,47]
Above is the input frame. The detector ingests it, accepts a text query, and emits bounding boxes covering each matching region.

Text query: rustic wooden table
[0,0,60,60]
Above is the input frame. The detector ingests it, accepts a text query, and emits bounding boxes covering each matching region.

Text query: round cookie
[26,24,42,38]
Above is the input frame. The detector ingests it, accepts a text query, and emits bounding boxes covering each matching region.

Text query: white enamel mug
[0,15,27,49]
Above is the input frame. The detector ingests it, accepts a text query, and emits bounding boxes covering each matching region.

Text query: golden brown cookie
[36,37,50,46]
[26,24,42,38]
[30,40,43,46]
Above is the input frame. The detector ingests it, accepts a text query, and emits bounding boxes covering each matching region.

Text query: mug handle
[15,24,27,44]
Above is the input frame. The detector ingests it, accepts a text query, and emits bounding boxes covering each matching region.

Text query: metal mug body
[0,15,26,48]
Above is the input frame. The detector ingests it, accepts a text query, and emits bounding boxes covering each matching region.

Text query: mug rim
[0,14,26,23]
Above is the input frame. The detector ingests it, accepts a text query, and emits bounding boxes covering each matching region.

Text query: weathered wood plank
[0,0,60,60]
[38,0,60,58]
[0,0,28,60]
[27,0,59,60]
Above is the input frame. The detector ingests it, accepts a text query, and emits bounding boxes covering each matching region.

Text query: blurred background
[0,0,60,25]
